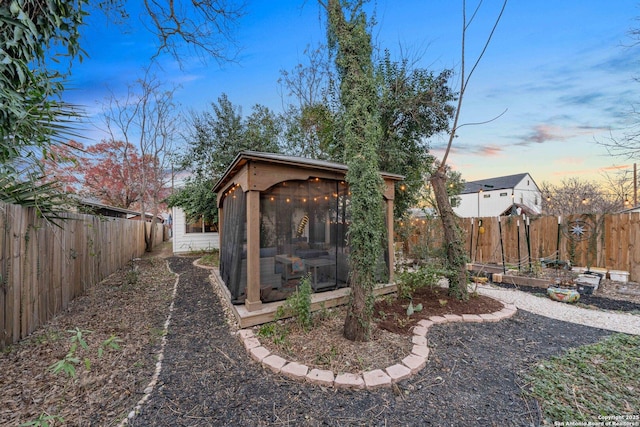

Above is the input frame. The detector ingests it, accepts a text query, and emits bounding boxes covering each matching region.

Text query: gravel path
[477,284,640,335]
[126,257,624,427]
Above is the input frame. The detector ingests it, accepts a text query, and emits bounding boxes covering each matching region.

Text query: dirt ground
[1,247,638,426]
[0,246,177,426]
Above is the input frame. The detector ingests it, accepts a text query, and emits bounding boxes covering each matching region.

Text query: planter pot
[547,287,580,303]
[609,270,629,283]
[576,283,596,295]
[589,267,608,277]
[576,272,603,287]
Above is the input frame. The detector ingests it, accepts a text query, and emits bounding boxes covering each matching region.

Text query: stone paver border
[236,302,517,390]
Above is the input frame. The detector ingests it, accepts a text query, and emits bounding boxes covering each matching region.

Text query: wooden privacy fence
[0,202,165,348]
[399,213,640,282]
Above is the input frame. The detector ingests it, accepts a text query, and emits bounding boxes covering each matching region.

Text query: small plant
[49,328,91,378]
[125,264,139,286]
[276,275,313,331]
[315,345,338,366]
[438,299,448,307]
[406,301,423,316]
[257,322,289,346]
[98,334,122,358]
[20,413,64,427]
[314,303,332,323]
[198,249,220,267]
[49,328,121,379]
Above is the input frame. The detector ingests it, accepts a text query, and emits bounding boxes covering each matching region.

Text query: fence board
[401,213,640,282]
[0,202,166,348]
[0,206,6,345]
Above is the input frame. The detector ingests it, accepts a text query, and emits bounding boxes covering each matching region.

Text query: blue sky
[63,0,640,186]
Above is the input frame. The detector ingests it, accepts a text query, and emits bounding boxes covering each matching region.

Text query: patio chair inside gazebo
[212,151,403,327]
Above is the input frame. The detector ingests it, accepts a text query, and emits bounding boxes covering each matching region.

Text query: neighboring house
[453,173,542,218]
[127,212,165,222]
[171,206,220,253]
[75,197,141,219]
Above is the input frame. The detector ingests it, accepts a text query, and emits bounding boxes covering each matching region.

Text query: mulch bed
[129,257,619,426]
[375,286,505,335]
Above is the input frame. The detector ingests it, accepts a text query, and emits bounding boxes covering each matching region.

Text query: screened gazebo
[213,151,403,322]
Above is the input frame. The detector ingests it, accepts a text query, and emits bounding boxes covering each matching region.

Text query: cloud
[550,164,632,180]
[514,123,609,147]
[595,47,640,75]
[559,92,606,108]
[430,142,504,158]
[475,145,503,157]
[515,124,565,145]
[600,164,632,172]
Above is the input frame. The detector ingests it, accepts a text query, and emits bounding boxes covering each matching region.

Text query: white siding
[171,207,220,253]
[453,174,541,218]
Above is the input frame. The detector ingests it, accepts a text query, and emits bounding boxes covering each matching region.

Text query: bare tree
[600,168,635,208]
[103,69,181,251]
[143,0,245,65]
[599,108,640,161]
[541,175,632,216]
[96,0,246,66]
[429,0,508,300]
[597,16,640,161]
[278,44,338,159]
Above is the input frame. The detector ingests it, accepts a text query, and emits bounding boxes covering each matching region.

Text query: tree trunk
[430,168,468,300]
[145,217,156,252]
[343,268,369,341]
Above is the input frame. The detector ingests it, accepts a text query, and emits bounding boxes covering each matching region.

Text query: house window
[500,192,507,197]
[483,194,491,198]
[186,215,217,233]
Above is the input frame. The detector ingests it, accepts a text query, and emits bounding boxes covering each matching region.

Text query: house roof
[213,150,404,193]
[461,173,538,194]
[75,197,141,216]
[499,203,538,217]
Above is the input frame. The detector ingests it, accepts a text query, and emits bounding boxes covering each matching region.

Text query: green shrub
[396,264,449,300]
[276,275,313,331]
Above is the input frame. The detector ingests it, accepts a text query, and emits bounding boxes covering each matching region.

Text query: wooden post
[387,198,395,283]
[217,206,224,252]
[498,216,506,274]
[245,190,262,311]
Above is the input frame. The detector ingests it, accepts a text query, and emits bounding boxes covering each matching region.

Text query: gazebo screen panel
[260,178,351,296]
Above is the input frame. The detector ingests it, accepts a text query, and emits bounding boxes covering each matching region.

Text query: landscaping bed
[0,254,176,426]
[1,249,637,426]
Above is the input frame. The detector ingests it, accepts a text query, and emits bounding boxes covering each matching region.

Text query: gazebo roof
[213,151,404,193]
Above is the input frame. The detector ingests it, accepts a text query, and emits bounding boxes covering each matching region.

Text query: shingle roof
[461,173,533,194]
